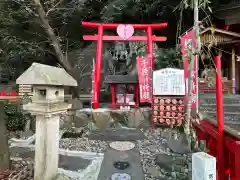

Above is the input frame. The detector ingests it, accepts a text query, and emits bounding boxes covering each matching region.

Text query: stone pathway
[97,144,144,180]
[9,128,192,180]
[93,128,145,179]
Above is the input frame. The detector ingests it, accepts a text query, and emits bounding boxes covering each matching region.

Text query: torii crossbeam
[82,21,168,109]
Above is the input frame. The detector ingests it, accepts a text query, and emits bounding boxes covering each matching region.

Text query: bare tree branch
[32,0,73,72]
[46,0,64,16]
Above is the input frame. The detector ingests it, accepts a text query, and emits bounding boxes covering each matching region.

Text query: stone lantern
[16,63,77,180]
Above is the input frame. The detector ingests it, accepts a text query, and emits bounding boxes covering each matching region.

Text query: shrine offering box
[152,96,184,127]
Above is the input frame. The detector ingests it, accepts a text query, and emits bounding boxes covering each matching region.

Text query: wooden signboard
[153,68,185,96]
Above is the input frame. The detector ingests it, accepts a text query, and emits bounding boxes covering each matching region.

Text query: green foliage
[3,96,34,131]
[0,0,217,83]
[0,0,109,80]
[4,103,25,131]
[155,48,183,70]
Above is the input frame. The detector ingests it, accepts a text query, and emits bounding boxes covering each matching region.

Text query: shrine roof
[104,75,138,84]
[200,27,240,38]
[200,27,240,45]
[16,63,77,86]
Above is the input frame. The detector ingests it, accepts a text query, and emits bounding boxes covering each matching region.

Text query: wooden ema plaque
[152,96,184,127]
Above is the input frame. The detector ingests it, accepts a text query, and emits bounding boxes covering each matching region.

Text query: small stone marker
[192,152,216,180]
[16,63,77,180]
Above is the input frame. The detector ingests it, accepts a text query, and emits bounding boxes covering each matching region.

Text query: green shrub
[4,100,34,131]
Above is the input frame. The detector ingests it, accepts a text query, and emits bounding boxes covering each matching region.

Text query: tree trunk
[0,101,10,172]
[33,0,73,72]
[33,0,82,97]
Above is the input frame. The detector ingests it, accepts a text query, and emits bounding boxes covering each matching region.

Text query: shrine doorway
[82,22,168,109]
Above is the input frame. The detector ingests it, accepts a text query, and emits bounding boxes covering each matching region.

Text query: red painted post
[135,84,139,107]
[215,55,225,180]
[234,143,240,180]
[147,26,154,69]
[111,84,116,106]
[93,25,103,109]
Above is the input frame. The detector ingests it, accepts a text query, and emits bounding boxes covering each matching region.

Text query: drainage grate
[109,141,135,151]
[111,173,131,180]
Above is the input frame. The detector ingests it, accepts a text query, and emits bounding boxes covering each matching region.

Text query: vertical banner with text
[91,59,97,104]
[180,29,197,109]
[137,55,152,103]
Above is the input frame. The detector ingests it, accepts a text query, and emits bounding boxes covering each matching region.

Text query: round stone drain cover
[111,173,131,180]
[109,141,135,151]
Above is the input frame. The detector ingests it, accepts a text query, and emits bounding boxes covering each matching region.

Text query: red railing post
[234,143,240,180]
[93,25,103,109]
[215,55,225,180]
[111,84,116,106]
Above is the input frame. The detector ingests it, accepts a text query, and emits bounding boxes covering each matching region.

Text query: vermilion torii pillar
[82,21,168,109]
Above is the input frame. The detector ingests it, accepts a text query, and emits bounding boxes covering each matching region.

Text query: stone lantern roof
[16,63,77,86]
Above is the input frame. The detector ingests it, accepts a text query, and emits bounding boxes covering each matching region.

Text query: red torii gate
[82,21,168,109]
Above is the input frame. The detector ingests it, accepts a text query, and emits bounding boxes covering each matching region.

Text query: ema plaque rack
[152,96,184,127]
[152,68,185,127]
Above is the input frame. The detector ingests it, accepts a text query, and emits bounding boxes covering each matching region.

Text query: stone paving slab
[89,128,145,141]
[10,147,91,171]
[97,145,144,180]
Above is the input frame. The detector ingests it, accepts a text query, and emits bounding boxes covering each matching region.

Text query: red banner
[92,61,97,103]
[137,55,152,103]
[180,29,197,109]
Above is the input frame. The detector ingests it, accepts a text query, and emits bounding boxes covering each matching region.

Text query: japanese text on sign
[153,68,185,95]
[137,56,152,103]
[180,29,197,109]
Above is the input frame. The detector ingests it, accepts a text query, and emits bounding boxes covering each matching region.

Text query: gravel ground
[7,127,178,180]
[59,128,172,180]
[59,137,108,153]
[137,128,171,180]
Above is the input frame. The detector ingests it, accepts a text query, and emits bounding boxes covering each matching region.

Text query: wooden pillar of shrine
[232,45,236,94]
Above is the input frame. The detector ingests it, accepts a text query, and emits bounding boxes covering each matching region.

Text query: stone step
[202,111,240,124]
[200,104,240,112]
[201,98,240,105]
[200,94,240,105]
[88,128,145,141]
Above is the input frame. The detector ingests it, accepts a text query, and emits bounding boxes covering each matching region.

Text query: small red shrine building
[104,75,139,108]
